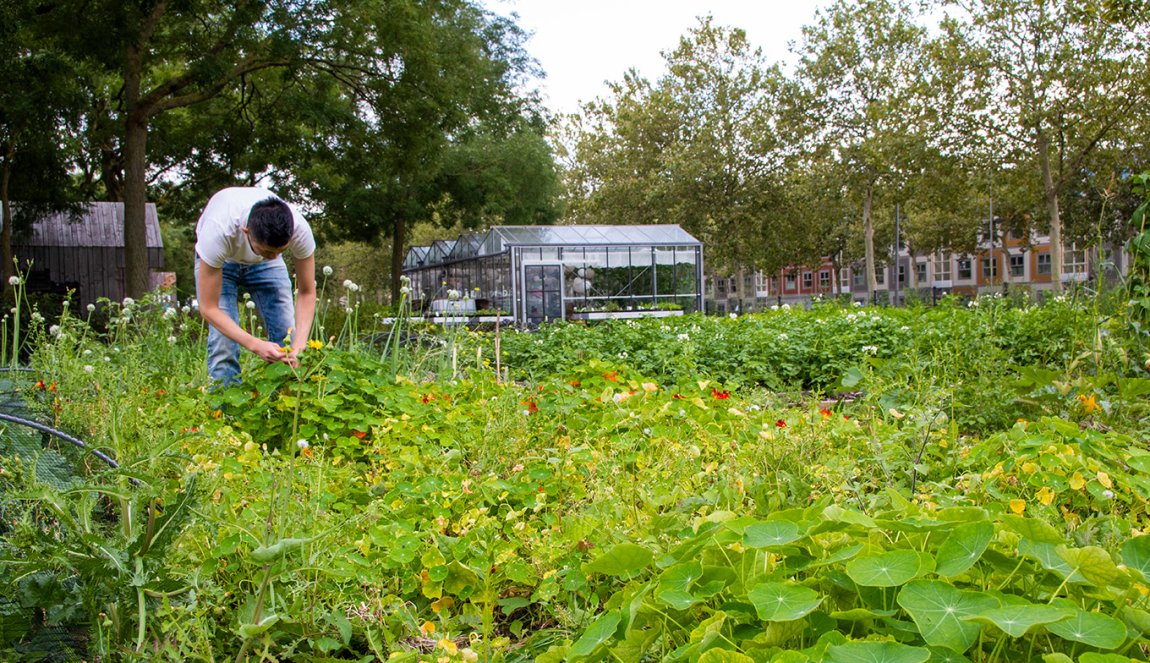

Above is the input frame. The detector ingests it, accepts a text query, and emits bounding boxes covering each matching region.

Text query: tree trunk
[390,215,407,304]
[1,139,15,294]
[863,184,877,302]
[122,44,152,299]
[1037,131,1063,294]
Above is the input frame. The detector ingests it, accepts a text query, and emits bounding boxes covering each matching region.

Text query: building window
[935,253,951,281]
[1009,254,1024,277]
[957,258,972,280]
[819,271,831,288]
[717,277,727,296]
[852,270,865,287]
[875,265,885,285]
[785,273,796,290]
[1063,245,1087,273]
[982,256,998,279]
[897,264,906,284]
[1037,253,1051,275]
[915,261,928,283]
[802,272,813,289]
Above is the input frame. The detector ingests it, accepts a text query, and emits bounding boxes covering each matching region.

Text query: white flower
[87,304,96,312]
[190,298,199,309]
[400,286,411,296]
[1103,489,1115,499]
[296,439,309,450]
[781,303,791,310]
[323,265,334,277]
[853,301,863,307]
[345,307,353,314]
[122,297,135,308]
[245,301,256,310]
[49,325,61,336]
[181,306,190,314]
[7,276,19,286]
[167,336,177,344]
[83,365,94,373]
[400,275,410,285]
[82,349,92,356]
[31,312,43,323]
[163,307,177,319]
[861,345,879,354]
[103,356,111,362]
[770,305,779,310]
[677,333,690,342]
[729,313,737,320]
[447,289,461,301]
[242,292,251,301]
[342,279,354,289]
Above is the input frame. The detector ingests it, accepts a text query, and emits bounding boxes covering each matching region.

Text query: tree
[786,0,934,301]
[933,0,1150,292]
[564,18,787,274]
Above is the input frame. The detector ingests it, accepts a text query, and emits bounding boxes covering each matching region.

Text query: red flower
[421,393,434,404]
[537,486,545,492]
[712,388,730,400]
[570,380,581,388]
[180,426,200,434]
[524,398,539,414]
[775,419,787,428]
[35,380,45,390]
[603,371,618,382]
[49,381,57,393]
[820,408,832,418]
[352,430,367,439]
[673,393,684,399]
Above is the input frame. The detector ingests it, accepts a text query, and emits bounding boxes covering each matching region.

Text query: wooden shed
[13,202,166,308]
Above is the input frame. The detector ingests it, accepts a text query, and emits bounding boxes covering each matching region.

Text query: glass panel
[523,265,563,324]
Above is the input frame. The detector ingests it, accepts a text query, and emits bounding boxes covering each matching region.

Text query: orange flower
[524,398,539,414]
[603,371,618,382]
[820,408,832,418]
[712,388,730,400]
[352,430,367,439]
[1077,393,1101,414]
[775,419,787,428]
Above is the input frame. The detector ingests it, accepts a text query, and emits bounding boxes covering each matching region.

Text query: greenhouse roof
[404,224,700,269]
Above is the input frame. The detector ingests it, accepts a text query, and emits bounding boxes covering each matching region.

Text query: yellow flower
[1009,499,1026,514]
[1069,472,1086,490]
[1021,462,1038,474]
[420,621,436,635]
[1036,486,1055,506]
[437,638,458,655]
[1077,393,1101,414]
[1097,471,1113,489]
[307,339,324,350]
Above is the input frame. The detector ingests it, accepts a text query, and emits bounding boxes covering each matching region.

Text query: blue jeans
[195,257,295,386]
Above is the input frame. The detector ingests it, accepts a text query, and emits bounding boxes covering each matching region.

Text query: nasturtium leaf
[1078,654,1139,663]
[935,521,994,577]
[961,603,1070,637]
[925,646,971,663]
[823,641,930,663]
[770,651,809,663]
[568,610,622,658]
[822,504,877,528]
[584,543,653,577]
[1018,539,1086,583]
[936,506,989,523]
[1121,535,1150,580]
[829,608,897,621]
[845,550,934,587]
[747,582,822,622]
[1118,606,1150,636]
[744,520,803,548]
[655,561,704,610]
[1057,545,1123,587]
[896,580,999,652]
[1002,515,1063,544]
[696,649,755,663]
[1040,654,1073,663]
[1044,608,1127,649]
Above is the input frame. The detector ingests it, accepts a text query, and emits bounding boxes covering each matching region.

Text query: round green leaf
[962,603,1071,638]
[896,580,999,653]
[1079,654,1140,663]
[583,543,653,577]
[747,582,822,622]
[823,641,930,663]
[846,550,934,587]
[655,561,704,610]
[1121,535,1150,580]
[935,521,994,577]
[568,610,621,658]
[697,649,756,663]
[744,520,803,548]
[1057,545,1122,587]
[1045,608,1127,649]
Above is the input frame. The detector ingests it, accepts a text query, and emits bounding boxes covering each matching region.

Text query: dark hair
[247,197,294,248]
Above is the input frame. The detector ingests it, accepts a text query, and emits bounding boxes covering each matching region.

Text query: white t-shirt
[194,187,316,268]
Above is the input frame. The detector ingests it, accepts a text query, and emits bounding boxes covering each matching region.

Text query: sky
[484,0,834,116]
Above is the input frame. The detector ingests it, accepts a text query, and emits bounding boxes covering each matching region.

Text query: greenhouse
[402,225,704,325]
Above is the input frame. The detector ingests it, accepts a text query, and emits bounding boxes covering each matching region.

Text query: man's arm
[196,262,290,364]
[290,254,317,355]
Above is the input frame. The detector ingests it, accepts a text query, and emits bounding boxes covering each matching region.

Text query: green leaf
[1079,654,1139,663]
[896,580,999,652]
[568,610,621,659]
[1001,515,1063,544]
[829,608,897,621]
[845,550,934,587]
[1121,535,1150,580]
[1041,654,1073,663]
[1044,607,1127,649]
[961,603,1070,637]
[655,561,704,610]
[747,582,822,622]
[823,641,930,663]
[744,520,803,548]
[935,521,993,577]
[697,649,756,663]
[1018,540,1086,583]
[583,543,653,577]
[841,367,865,389]
[1057,545,1123,587]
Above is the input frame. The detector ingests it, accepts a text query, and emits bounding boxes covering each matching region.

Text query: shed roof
[18,202,163,248]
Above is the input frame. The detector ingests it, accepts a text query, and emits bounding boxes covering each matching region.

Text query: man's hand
[251,339,294,366]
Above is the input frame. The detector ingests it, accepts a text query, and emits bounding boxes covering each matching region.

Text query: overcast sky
[484,0,835,116]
